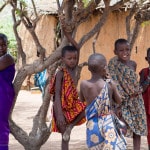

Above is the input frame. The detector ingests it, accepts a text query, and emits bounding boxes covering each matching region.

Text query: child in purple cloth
[0,33,15,150]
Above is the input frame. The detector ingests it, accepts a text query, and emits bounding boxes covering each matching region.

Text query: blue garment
[34,69,47,96]
[85,81,126,150]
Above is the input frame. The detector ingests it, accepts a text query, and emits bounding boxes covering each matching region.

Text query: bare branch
[10,1,27,66]
[130,21,141,50]
[31,0,38,18]
[0,0,9,11]
[126,2,138,42]
[79,0,111,48]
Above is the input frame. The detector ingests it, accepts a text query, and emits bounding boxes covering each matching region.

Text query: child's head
[88,53,107,77]
[61,45,78,69]
[0,33,8,57]
[114,38,131,62]
[145,48,150,66]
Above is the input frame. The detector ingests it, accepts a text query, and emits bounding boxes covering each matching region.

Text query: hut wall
[19,15,57,65]
[76,11,149,81]
[19,12,150,84]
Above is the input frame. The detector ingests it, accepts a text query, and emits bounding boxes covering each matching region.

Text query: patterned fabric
[86,81,126,150]
[139,67,150,144]
[50,67,86,132]
[108,56,147,137]
[0,64,15,149]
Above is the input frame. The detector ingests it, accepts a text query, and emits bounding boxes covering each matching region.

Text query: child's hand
[110,80,117,90]
[116,107,122,118]
[105,73,111,79]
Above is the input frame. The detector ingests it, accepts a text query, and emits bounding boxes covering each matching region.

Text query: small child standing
[139,48,150,150]
[80,53,126,149]
[49,45,86,150]
[108,38,147,150]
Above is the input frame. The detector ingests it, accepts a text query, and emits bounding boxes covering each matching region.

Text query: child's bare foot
[63,126,73,141]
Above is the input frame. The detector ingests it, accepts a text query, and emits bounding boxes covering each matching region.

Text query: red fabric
[49,67,86,132]
[140,68,150,144]
[147,114,150,145]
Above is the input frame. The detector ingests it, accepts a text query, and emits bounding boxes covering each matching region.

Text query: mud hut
[19,0,150,84]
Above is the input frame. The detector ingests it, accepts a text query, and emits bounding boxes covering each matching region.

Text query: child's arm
[129,60,137,71]
[110,80,122,105]
[109,80,122,118]
[139,68,150,92]
[79,81,86,102]
[54,70,66,127]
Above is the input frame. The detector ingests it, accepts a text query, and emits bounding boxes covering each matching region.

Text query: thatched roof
[27,0,150,15]
[27,0,58,15]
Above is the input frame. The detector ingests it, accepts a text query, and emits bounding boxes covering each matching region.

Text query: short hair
[147,48,150,56]
[61,45,77,57]
[0,33,8,43]
[114,38,129,50]
[88,53,106,73]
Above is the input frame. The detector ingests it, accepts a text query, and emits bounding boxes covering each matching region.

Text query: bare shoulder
[129,60,137,71]
[0,53,14,64]
[80,80,88,86]
[130,60,137,67]
[7,54,15,63]
[0,54,15,70]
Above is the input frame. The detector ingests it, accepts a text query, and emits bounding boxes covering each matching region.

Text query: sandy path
[9,90,148,150]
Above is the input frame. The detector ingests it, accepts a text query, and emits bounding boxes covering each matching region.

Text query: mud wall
[19,12,150,84]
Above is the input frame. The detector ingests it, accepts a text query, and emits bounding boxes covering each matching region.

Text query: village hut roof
[28,0,150,15]
[27,0,58,15]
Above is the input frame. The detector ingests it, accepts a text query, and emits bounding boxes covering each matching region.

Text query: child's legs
[133,133,141,150]
[58,125,69,150]
[63,111,85,141]
[61,137,69,150]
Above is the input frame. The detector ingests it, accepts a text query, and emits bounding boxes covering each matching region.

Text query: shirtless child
[80,53,126,149]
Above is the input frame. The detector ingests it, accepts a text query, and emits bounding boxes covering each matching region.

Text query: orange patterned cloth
[49,67,86,132]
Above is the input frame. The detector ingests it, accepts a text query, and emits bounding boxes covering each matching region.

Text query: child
[80,53,126,149]
[108,38,147,150]
[139,48,150,150]
[49,45,86,150]
[0,33,15,150]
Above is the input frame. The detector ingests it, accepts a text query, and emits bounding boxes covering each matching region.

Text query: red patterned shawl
[50,67,86,132]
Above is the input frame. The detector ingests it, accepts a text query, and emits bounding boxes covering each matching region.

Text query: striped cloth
[49,67,86,132]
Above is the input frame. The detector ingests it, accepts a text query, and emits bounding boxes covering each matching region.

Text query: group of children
[0,31,149,150]
[49,39,150,150]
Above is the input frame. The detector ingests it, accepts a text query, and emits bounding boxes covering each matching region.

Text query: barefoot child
[49,45,86,150]
[108,38,147,150]
[139,48,150,150]
[80,53,126,149]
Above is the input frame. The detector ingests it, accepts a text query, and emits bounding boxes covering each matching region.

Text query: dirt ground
[9,90,148,150]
